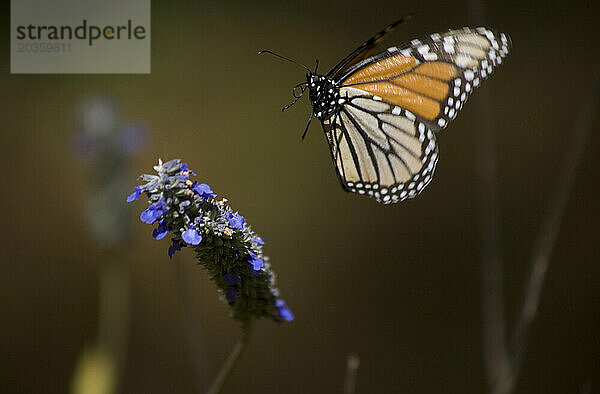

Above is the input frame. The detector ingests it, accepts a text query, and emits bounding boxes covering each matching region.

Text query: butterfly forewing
[326,17,412,81]
[334,27,511,132]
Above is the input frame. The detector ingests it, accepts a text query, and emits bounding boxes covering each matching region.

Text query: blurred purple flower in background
[72,97,148,162]
[70,96,150,394]
[72,96,149,247]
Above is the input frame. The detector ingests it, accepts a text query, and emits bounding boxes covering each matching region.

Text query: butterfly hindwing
[322,87,438,204]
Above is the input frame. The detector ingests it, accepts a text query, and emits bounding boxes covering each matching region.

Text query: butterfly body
[265,22,511,204]
[307,74,340,120]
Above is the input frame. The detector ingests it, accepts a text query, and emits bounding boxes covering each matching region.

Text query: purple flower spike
[129,158,293,323]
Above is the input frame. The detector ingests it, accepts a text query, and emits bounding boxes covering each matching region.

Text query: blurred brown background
[1,1,599,393]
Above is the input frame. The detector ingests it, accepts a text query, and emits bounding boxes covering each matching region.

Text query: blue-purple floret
[248,252,264,271]
[127,186,142,202]
[275,300,294,322]
[168,238,183,258]
[140,201,166,224]
[127,159,293,324]
[181,224,202,245]
[193,182,216,199]
[152,219,169,240]
[226,211,246,230]
[253,236,265,245]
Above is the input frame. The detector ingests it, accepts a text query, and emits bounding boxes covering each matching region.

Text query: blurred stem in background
[473,73,512,393]
[343,354,360,394]
[206,320,254,394]
[172,255,208,392]
[468,1,511,391]
[509,76,600,388]
[469,2,600,393]
[70,97,147,394]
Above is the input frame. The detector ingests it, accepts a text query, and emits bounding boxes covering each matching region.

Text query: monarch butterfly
[260,17,511,204]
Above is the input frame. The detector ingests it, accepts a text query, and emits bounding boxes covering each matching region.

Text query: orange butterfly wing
[336,27,511,132]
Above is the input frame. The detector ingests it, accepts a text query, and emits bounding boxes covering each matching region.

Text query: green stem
[206,320,254,394]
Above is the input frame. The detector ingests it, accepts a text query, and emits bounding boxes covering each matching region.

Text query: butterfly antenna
[301,112,314,140]
[258,50,313,73]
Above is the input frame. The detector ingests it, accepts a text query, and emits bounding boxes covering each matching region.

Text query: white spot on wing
[444,43,455,54]
[455,54,477,68]
[423,52,438,61]
[418,45,430,54]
